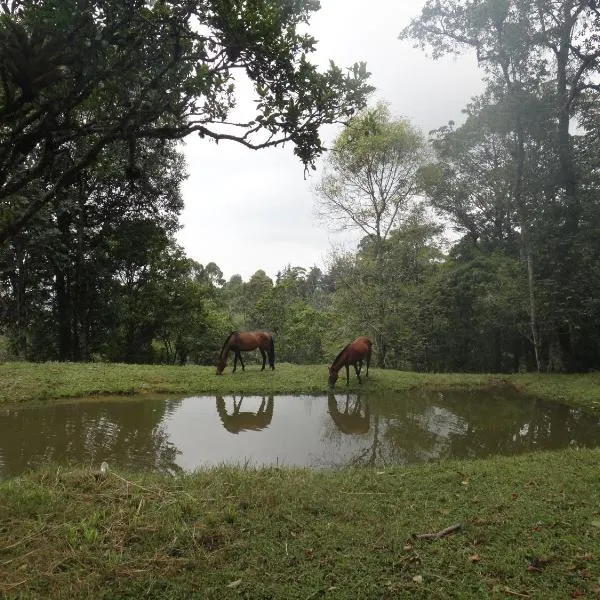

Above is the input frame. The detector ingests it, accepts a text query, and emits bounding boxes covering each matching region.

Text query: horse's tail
[267,334,275,369]
[220,331,238,358]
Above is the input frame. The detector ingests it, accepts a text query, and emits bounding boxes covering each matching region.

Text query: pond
[1,388,599,479]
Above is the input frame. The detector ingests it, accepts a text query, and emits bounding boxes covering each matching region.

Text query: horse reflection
[328,394,370,434]
[216,395,274,434]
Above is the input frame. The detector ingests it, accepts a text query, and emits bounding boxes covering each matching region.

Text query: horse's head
[328,366,338,387]
[216,358,226,375]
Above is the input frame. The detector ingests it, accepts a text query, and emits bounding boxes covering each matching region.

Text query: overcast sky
[175,1,485,282]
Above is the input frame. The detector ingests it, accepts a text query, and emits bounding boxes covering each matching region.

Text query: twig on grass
[412,523,462,540]
[503,587,531,599]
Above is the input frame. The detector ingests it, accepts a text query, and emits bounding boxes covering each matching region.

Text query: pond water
[1,389,599,479]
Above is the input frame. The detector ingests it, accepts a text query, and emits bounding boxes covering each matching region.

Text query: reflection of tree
[378,390,600,465]
[323,389,600,469]
[216,396,274,434]
[328,394,370,434]
[0,397,183,479]
[326,393,384,467]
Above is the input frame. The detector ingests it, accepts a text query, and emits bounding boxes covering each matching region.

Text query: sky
[175,1,485,282]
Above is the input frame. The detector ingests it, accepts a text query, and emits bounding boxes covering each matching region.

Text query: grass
[2,361,600,598]
[1,450,599,599]
[2,360,600,412]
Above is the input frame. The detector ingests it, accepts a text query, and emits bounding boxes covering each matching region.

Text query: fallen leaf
[226,579,242,588]
[590,520,600,528]
[403,544,413,552]
[412,575,423,584]
[468,554,480,562]
[527,565,543,573]
[571,589,584,598]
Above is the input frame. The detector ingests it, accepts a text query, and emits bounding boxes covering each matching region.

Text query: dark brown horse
[328,335,372,387]
[216,331,275,375]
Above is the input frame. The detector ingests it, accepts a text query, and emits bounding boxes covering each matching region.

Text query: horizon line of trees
[1,0,599,373]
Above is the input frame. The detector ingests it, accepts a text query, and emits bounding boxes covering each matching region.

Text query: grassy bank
[2,363,600,598]
[2,361,600,412]
[1,450,599,599]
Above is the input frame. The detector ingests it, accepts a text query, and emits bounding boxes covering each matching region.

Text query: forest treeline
[1,0,599,373]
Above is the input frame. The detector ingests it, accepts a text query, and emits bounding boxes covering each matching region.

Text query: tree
[329,216,443,369]
[401,0,600,371]
[0,0,373,243]
[419,91,558,370]
[0,136,186,361]
[315,103,429,364]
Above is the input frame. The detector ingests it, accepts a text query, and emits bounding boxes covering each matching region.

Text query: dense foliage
[1,0,599,372]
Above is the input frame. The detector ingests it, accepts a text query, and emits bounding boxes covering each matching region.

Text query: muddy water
[1,388,599,478]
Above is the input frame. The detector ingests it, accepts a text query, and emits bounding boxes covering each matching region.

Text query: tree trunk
[526,250,542,372]
[55,268,71,361]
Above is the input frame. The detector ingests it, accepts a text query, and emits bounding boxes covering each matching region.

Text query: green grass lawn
[2,361,600,413]
[1,361,600,599]
[1,450,599,599]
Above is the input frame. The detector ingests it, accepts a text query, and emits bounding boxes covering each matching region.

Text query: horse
[216,331,275,375]
[216,395,274,434]
[328,335,372,387]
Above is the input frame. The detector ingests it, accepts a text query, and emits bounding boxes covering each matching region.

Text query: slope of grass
[2,361,600,413]
[1,449,599,599]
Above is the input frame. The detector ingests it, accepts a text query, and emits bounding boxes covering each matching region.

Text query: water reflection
[327,394,370,434]
[0,398,183,477]
[1,389,600,478]
[216,395,274,433]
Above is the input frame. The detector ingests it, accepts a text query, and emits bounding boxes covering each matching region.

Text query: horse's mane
[331,342,351,367]
[220,331,238,358]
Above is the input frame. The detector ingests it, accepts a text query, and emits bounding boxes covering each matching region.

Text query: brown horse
[216,331,275,375]
[328,335,372,387]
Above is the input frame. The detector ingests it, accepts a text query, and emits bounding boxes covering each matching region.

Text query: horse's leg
[356,360,362,375]
[238,352,245,371]
[260,348,267,371]
[354,362,362,384]
[345,364,350,385]
[232,351,238,373]
[366,349,371,378]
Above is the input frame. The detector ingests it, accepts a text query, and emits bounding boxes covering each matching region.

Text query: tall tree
[315,103,429,364]
[0,0,373,242]
[402,0,600,371]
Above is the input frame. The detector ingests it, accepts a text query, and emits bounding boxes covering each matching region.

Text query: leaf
[412,575,423,584]
[226,579,242,588]
[468,554,480,562]
[526,565,543,572]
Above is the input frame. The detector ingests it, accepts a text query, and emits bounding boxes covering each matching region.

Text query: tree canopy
[0,0,373,242]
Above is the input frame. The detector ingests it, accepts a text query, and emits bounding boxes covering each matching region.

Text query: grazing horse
[216,331,275,375]
[328,335,372,387]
